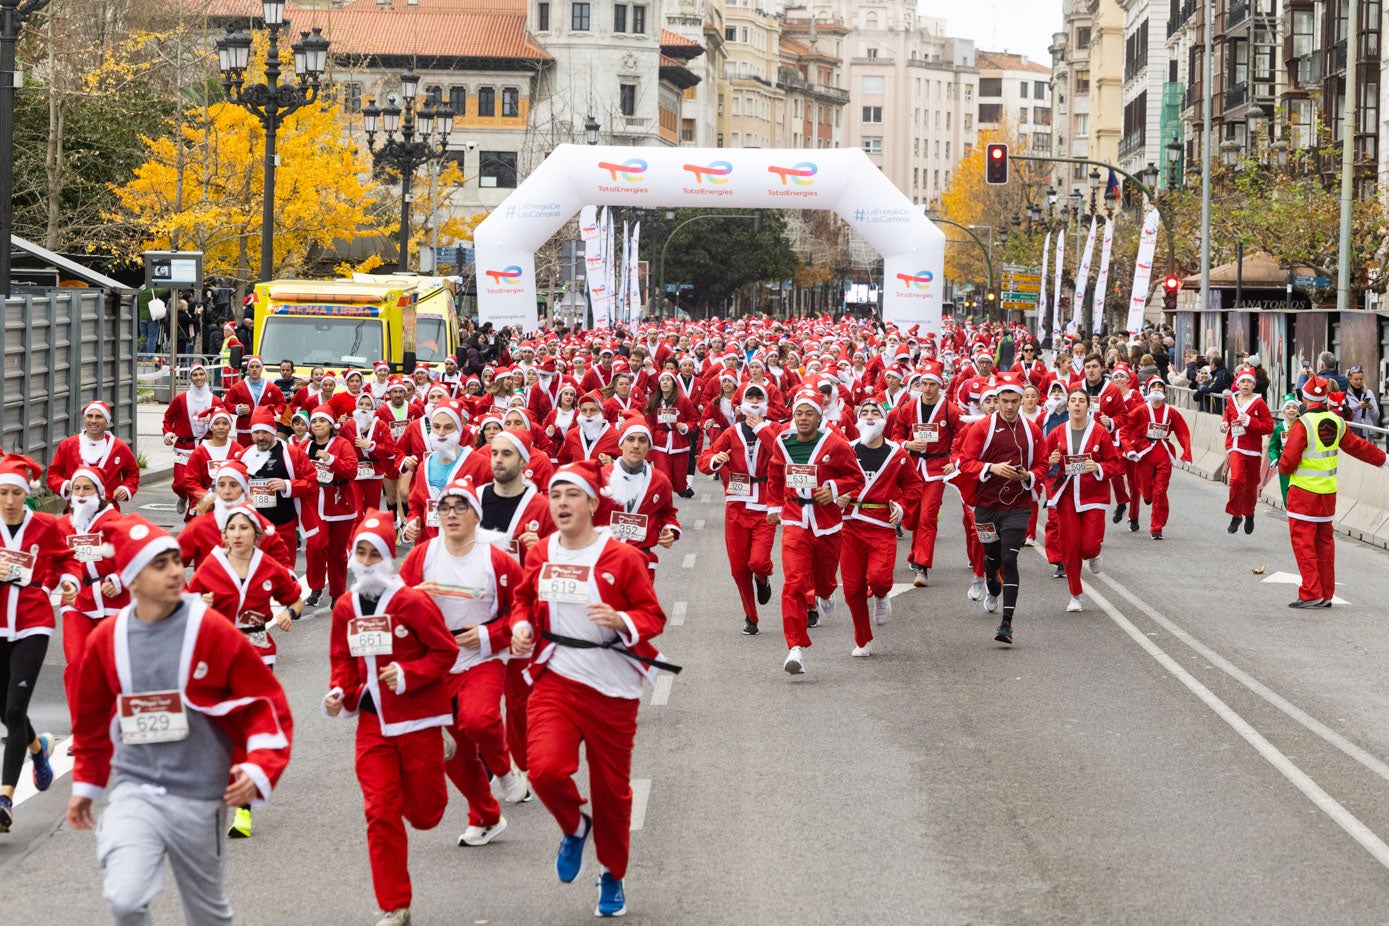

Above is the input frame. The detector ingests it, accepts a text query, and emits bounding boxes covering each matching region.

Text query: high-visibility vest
[1288,410,1345,495]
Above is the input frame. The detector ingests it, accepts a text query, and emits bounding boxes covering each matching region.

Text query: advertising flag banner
[1091,217,1114,334]
[1051,232,1065,338]
[579,205,609,328]
[1038,231,1051,341]
[1072,216,1097,334]
[1126,208,1161,334]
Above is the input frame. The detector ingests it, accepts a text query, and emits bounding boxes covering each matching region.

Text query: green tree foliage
[647,208,798,314]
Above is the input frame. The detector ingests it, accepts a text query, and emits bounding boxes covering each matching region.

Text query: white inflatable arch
[474,144,946,333]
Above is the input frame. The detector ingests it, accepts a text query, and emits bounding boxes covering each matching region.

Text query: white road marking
[12,736,75,808]
[1082,581,1389,873]
[629,778,651,831]
[651,675,674,706]
[138,503,179,512]
[671,601,687,626]
[886,583,917,599]
[694,519,706,531]
[681,553,697,569]
[1260,571,1348,604]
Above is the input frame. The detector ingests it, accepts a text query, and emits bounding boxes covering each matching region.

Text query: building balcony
[1167,0,1198,38]
[1119,130,1147,160]
[1225,82,1247,109]
[809,84,849,105]
[1227,0,1249,29]
[1293,52,1322,89]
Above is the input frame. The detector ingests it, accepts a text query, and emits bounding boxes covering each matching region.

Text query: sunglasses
[1349,365,1364,373]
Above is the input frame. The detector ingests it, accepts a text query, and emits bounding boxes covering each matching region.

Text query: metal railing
[1166,382,1389,443]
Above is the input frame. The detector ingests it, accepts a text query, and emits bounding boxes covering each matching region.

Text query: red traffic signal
[1162,275,1180,310]
[1163,275,1180,291]
[985,143,1009,185]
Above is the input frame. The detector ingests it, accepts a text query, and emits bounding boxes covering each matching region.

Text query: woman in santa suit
[1043,388,1120,613]
[350,391,397,515]
[1221,365,1275,535]
[509,459,672,919]
[322,511,457,926]
[161,363,218,514]
[699,371,743,450]
[303,409,361,606]
[600,414,682,574]
[187,502,303,838]
[557,392,621,467]
[178,407,243,520]
[399,476,527,848]
[0,455,73,830]
[541,383,580,464]
[55,468,128,735]
[403,401,493,546]
[502,410,552,491]
[645,371,699,500]
[1120,377,1192,540]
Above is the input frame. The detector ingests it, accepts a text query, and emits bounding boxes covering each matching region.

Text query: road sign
[1002,263,1041,274]
[1292,274,1332,288]
[1002,292,1039,305]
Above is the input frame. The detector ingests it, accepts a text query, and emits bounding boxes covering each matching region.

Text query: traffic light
[985,289,997,305]
[1162,275,1180,311]
[985,143,1009,185]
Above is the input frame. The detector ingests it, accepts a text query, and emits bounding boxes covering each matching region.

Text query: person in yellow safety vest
[217,322,243,395]
[1277,373,1389,608]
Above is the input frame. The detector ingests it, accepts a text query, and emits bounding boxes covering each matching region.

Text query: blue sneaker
[31,733,54,792]
[0,794,12,832]
[596,871,626,917]
[555,812,590,883]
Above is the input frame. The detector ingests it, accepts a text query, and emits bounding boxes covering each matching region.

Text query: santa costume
[1221,367,1275,530]
[599,414,682,573]
[161,363,218,506]
[1121,377,1193,538]
[46,401,140,506]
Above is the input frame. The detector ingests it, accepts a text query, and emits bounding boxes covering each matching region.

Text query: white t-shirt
[424,541,498,674]
[544,534,642,700]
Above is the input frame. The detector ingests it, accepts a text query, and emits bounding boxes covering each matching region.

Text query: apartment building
[778,13,850,149]
[719,0,784,148]
[1117,0,1171,179]
[1087,0,1126,169]
[1051,0,1094,192]
[664,0,726,147]
[975,51,1054,155]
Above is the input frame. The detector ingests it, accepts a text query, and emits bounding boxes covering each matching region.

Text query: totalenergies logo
[485,266,524,286]
[768,162,817,186]
[598,158,649,182]
[683,161,733,184]
[896,270,935,291]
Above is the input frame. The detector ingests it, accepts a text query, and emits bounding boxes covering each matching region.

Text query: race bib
[727,472,752,497]
[67,532,102,563]
[118,691,189,745]
[1064,454,1092,476]
[1230,425,1246,438]
[206,460,221,480]
[506,539,521,557]
[610,512,649,542]
[356,461,376,480]
[249,480,276,509]
[389,419,409,439]
[237,610,270,649]
[913,423,940,443]
[172,448,192,466]
[0,549,35,585]
[538,563,590,604]
[347,615,393,657]
[786,464,818,491]
[657,409,678,425]
[1145,422,1170,440]
[315,461,334,484]
[975,522,999,544]
[426,499,440,528]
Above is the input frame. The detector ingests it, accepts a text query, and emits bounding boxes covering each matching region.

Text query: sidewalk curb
[143,466,175,487]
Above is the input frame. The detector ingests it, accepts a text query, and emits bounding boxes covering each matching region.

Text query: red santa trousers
[527,671,640,880]
[649,449,690,496]
[1226,453,1261,517]
[62,611,99,731]
[306,518,353,600]
[356,480,384,517]
[779,521,842,649]
[1026,499,1039,541]
[1044,505,1062,565]
[1054,497,1106,597]
[355,721,448,913]
[1123,457,1142,518]
[1134,453,1173,533]
[839,519,896,648]
[444,664,505,828]
[724,504,775,624]
[1289,517,1336,601]
[505,658,531,772]
[961,504,986,578]
[1110,461,1131,506]
[910,479,946,567]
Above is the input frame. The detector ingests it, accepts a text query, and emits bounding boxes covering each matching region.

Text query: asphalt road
[6,467,1389,925]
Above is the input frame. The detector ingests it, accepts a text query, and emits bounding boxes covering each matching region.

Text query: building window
[449,86,467,114]
[1076,27,1091,49]
[866,47,878,59]
[1020,81,1029,98]
[424,85,443,106]
[978,103,1003,123]
[862,136,883,155]
[479,151,518,188]
[979,77,1001,97]
[1035,80,1047,98]
[538,1,549,30]
[1074,113,1088,135]
[614,3,626,32]
[620,83,637,116]
[1075,70,1089,93]
[725,25,736,42]
[964,84,973,101]
[861,75,884,94]
[632,5,645,33]
[862,105,882,123]
[502,87,519,117]
[572,1,590,31]
[478,87,495,117]
[343,82,362,113]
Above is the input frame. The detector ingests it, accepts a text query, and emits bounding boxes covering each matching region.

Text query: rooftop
[976,50,1052,75]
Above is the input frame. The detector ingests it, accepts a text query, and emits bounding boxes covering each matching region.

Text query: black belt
[541,630,682,674]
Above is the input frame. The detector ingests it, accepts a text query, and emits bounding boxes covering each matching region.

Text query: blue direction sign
[1292,274,1332,287]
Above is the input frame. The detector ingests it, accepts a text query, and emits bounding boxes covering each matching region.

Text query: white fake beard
[857,419,886,442]
[739,401,767,418]
[1045,396,1065,413]
[1145,391,1166,405]
[428,431,461,460]
[352,410,374,434]
[70,495,101,532]
[579,414,607,440]
[348,559,395,598]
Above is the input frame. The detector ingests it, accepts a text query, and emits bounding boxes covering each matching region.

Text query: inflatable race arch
[474,144,946,333]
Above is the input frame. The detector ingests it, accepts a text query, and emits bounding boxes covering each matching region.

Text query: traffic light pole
[927,216,994,300]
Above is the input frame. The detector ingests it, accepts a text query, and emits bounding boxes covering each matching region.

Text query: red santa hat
[426,383,451,402]
[200,404,234,428]
[373,360,390,374]
[248,407,279,435]
[1301,373,1330,404]
[429,399,466,432]
[493,427,533,463]
[0,454,42,493]
[69,465,108,497]
[790,388,823,416]
[107,514,182,587]
[354,391,377,410]
[1234,365,1257,386]
[83,400,112,423]
[213,460,251,495]
[308,408,338,428]
[992,372,1025,395]
[188,362,208,376]
[1111,363,1132,381]
[440,474,484,519]
[538,357,558,376]
[386,376,410,395]
[578,390,606,409]
[245,356,264,369]
[551,459,607,499]
[1143,375,1166,393]
[618,410,652,444]
[352,510,397,562]
[215,502,275,536]
[319,371,338,389]
[917,359,945,384]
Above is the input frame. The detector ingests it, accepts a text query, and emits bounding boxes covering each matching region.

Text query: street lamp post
[362,71,455,272]
[215,1,329,282]
[0,0,54,296]
[585,114,600,146]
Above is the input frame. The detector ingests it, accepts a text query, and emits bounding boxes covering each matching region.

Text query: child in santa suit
[403,401,493,546]
[400,476,527,848]
[510,460,671,919]
[350,392,397,516]
[1044,388,1121,613]
[1221,366,1275,535]
[322,511,458,926]
[645,371,699,498]
[599,413,682,574]
[0,455,71,830]
[66,513,293,924]
[303,410,361,605]
[1120,377,1193,540]
[55,467,128,736]
[180,461,294,570]
[179,407,243,520]
[46,400,140,508]
[697,385,781,635]
[837,400,923,656]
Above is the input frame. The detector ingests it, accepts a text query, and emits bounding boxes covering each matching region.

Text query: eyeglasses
[436,502,471,514]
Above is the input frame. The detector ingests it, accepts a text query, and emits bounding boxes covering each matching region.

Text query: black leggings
[0,636,46,787]
[983,526,1027,622]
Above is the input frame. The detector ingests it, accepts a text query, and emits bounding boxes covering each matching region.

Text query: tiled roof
[660,28,701,48]
[976,50,1051,75]
[779,37,812,56]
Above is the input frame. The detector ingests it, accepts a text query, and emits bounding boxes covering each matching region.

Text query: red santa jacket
[349,416,396,480]
[399,537,523,662]
[887,396,965,480]
[603,390,647,424]
[1080,379,1130,433]
[1121,402,1193,464]
[161,391,217,455]
[842,438,924,530]
[178,508,294,568]
[325,388,372,423]
[481,483,556,563]
[223,379,287,446]
[697,418,781,511]
[47,432,140,502]
[375,401,420,451]
[0,510,73,638]
[187,548,302,665]
[406,449,494,543]
[1043,419,1121,512]
[178,440,245,506]
[540,406,579,460]
[71,598,294,805]
[56,505,128,622]
[1222,394,1274,456]
[557,421,621,466]
[958,413,1048,510]
[1277,408,1389,521]
[579,364,617,394]
[303,435,360,522]
[598,462,681,560]
[326,581,458,736]
[648,395,699,453]
[766,426,865,537]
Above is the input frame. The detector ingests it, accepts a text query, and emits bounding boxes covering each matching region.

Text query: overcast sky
[919,0,1060,65]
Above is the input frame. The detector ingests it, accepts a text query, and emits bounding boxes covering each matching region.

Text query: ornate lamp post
[215,1,329,282]
[362,71,455,272]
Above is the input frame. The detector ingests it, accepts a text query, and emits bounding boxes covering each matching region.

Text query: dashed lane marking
[630,779,651,831]
[682,554,697,569]
[886,583,917,599]
[651,675,674,706]
[13,736,75,808]
[671,601,687,626]
[1260,571,1349,604]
